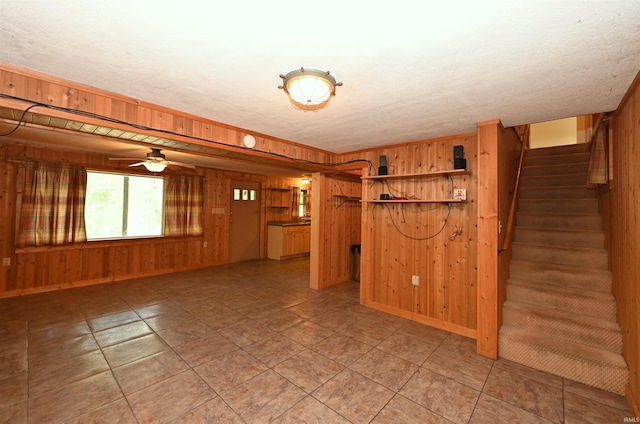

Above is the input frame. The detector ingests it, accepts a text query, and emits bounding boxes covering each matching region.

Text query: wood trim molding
[476,119,501,359]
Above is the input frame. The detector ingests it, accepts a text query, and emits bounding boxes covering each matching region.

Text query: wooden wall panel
[337,133,478,337]
[310,173,362,290]
[497,125,522,330]
[476,120,500,358]
[0,63,335,169]
[608,71,640,416]
[0,140,308,297]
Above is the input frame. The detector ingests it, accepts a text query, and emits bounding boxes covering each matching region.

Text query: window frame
[85,170,166,241]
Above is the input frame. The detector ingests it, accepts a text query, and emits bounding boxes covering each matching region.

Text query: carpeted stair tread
[511,241,608,268]
[502,300,622,352]
[509,259,612,292]
[514,226,604,248]
[499,327,628,395]
[520,173,587,187]
[506,279,616,320]
[519,186,597,199]
[526,143,591,156]
[522,162,590,176]
[517,198,599,214]
[500,142,628,395]
[516,212,602,230]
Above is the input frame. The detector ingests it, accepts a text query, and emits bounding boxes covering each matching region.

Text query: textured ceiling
[1,1,639,153]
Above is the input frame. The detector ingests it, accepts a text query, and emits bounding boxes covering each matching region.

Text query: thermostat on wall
[454,189,467,201]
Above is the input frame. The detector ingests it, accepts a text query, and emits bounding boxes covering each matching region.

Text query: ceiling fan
[109,148,196,172]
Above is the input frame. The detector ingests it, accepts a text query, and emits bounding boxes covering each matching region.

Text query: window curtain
[17,162,87,247]
[587,122,609,187]
[164,175,204,237]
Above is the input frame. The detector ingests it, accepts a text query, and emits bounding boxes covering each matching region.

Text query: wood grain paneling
[337,133,478,338]
[0,64,334,171]
[476,121,500,357]
[497,125,522,333]
[607,70,640,416]
[0,141,304,297]
[310,173,362,290]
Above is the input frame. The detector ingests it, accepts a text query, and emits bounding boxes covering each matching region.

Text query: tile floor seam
[4,258,633,423]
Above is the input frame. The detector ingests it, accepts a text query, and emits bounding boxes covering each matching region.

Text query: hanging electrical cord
[383,202,452,240]
[0,93,376,170]
[0,103,40,137]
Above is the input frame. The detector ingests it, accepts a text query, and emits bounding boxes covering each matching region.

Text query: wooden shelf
[362,169,469,180]
[264,187,292,191]
[333,195,362,201]
[363,199,466,204]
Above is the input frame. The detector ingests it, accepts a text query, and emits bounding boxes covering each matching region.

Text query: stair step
[524,152,590,166]
[506,279,616,320]
[502,300,622,352]
[514,227,604,248]
[519,186,596,200]
[512,242,608,268]
[499,328,628,395]
[522,162,589,177]
[517,198,599,214]
[516,212,602,230]
[526,143,591,156]
[501,142,628,396]
[509,259,612,293]
[520,174,587,187]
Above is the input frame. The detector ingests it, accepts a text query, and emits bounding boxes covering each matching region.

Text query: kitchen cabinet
[267,223,311,260]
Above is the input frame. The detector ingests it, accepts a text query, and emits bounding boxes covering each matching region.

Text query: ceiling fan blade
[108,157,144,161]
[166,160,196,169]
[128,162,146,167]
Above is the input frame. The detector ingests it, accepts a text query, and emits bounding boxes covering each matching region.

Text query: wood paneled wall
[310,173,362,290]
[337,134,478,337]
[605,71,640,416]
[0,63,333,170]
[497,125,522,333]
[0,141,300,296]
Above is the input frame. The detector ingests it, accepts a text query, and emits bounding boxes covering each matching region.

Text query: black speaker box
[454,158,467,170]
[453,145,466,169]
[378,155,388,175]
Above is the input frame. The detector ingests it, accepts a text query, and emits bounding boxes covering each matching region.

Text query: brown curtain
[164,175,204,237]
[17,162,87,247]
[291,186,300,219]
[587,122,609,187]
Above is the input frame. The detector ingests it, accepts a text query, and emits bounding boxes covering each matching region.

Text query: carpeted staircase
[499,142,629,395]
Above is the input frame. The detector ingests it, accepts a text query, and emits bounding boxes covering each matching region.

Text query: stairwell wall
[605,69,640,416]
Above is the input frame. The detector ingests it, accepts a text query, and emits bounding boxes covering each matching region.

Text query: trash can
[350,244,361,282]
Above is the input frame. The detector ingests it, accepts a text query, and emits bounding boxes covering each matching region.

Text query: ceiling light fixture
[279,67,342,111]
[142,161,167,173]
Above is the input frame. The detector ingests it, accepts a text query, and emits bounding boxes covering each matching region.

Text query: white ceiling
[1,1,639,154]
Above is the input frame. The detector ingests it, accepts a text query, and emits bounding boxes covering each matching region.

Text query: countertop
[267,221,311,227]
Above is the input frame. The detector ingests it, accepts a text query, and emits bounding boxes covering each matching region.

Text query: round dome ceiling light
[278,67,342,111]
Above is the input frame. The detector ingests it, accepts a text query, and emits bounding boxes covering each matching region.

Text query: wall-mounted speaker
[378,155,388,175]
[453,145,466,170]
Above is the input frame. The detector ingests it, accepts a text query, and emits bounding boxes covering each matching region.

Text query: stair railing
[587,113,609,186]
[501,124,530,252]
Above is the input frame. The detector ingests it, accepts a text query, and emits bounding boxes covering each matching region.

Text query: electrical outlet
[2,258,10,267]
[454,188,467,201]
[411,275,420,286]
[203,241,208,248]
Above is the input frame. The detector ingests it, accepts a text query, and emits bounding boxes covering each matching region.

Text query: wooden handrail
[501,124,529,252]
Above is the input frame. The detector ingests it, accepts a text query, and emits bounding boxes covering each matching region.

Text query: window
[85,171,164,240]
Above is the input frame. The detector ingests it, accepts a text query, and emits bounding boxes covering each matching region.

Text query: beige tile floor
[0,257,633,423]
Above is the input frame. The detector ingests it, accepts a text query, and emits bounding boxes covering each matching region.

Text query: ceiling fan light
[279,68,342,111]
[142,161,167,172]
